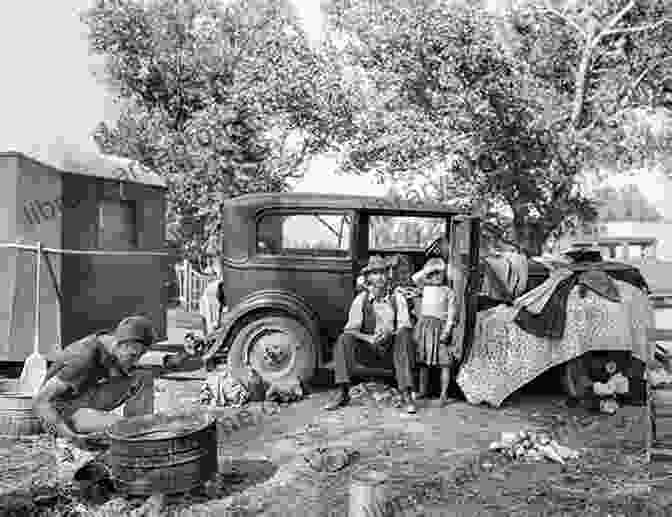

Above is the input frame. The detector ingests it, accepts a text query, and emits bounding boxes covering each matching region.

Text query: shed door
[450,216,480,367]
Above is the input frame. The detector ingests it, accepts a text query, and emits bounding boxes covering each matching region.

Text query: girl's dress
[414,285,456,366]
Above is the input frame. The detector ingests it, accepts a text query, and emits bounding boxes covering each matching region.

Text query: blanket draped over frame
[457,279,653,408]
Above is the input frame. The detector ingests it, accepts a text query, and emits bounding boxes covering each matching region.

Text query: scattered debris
[183,332,211,357]
[200,365,306,408]
[349,382,405,408]
[265,378,305,404]
[304,447,360,472]
[598,398,619,415]
[95,497,135,516]
[52,438,104,483]
[649,367,672,387]
[488,430,579,464]
[200,364,251,407]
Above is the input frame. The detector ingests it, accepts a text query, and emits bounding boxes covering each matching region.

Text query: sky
[0,1,666,206]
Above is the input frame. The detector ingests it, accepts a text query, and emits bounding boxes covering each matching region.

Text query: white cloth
[513,269,574,314]
[420,285,456,326]
[344,291,412,333]
[199,280,226,334]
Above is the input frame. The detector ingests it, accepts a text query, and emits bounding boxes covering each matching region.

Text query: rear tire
[227,315,317,385]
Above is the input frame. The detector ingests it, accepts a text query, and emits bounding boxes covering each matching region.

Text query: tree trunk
[513,222,546,257]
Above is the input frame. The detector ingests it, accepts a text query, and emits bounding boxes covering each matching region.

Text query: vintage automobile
[201,193,482,385]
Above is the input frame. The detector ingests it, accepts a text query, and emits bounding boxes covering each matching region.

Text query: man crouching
[32,315,156,450]
[324,256,417,414]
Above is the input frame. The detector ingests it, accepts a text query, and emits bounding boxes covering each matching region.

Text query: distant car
[201,193,483,386]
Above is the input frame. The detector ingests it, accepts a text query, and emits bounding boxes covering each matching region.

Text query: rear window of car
[369,216,446,249]
[256,212,351,257]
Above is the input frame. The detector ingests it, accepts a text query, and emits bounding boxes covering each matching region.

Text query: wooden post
[349,470,390,517]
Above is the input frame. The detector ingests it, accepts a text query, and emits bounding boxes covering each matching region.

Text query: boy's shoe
[404,393,418,414]
[324,390,350,411]
[438,393,460,407]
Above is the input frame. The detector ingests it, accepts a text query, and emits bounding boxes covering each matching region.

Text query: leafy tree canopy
[82,0,354,262]
[323,0,671,255]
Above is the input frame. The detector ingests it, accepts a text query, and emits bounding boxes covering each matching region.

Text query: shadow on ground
[0,458,278,517]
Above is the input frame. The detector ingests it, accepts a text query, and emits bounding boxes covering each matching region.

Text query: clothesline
[0,241,172,257]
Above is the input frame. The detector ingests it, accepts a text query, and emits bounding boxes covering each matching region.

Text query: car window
[257,212,351,257]
[369,216,446,249]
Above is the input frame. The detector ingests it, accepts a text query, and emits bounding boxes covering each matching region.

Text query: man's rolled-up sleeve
[395,292,412,331]
[343,292,365,332]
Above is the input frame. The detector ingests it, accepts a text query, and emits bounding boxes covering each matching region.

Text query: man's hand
[372,330,391,346]
[372,330,392,356]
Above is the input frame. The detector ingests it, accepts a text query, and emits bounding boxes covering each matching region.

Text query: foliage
[323,0,672,255]
[82,0,353,262]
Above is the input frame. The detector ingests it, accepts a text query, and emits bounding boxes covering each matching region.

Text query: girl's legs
[417,365,430,398]
[438,365,458,406]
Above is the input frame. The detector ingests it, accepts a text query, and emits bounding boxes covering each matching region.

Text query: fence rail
[175,259,217,313]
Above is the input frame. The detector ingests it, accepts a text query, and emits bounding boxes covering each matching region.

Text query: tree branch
[622,55,672,105]
[569,1,638,129]
[570,38,595,128]
[602,18,670,37]
[599,0,636,36]
[541,1,588,39]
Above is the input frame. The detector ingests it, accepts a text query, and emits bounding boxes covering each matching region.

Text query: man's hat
[361,255,388,275]
[115,315,156,347]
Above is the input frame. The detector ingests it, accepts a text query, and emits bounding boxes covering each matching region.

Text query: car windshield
[369,215,446,249]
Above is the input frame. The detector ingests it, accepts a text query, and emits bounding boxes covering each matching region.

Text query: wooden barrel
[106,412,218,496]
[0,379,42,436]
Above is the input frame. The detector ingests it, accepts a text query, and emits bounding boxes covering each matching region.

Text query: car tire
[227,315,317,386]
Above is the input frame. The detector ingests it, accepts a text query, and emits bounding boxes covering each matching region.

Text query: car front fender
[201,289,321,365]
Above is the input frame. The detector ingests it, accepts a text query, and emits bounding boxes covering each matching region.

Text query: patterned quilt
[457,279,654,407]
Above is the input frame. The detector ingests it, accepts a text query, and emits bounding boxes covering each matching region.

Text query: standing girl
[412,257,459,405]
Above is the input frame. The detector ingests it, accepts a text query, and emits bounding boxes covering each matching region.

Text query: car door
[449,215,481,367]
[252,209,356,350]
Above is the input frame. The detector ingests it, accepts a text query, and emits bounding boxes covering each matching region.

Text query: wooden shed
[0,151,170,362]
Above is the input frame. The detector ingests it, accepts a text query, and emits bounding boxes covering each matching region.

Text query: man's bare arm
[32,377,79,439]
[343,330,375,344]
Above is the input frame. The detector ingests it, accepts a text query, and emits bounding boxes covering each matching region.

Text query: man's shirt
[344,291,411,334]
[44,333,121,397]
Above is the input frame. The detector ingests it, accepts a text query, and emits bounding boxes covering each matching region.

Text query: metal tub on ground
[106,412,218,496]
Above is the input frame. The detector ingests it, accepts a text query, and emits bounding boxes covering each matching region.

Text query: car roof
[223,192,466,215]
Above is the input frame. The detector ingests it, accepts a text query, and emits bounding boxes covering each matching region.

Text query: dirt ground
[0,373,666,517]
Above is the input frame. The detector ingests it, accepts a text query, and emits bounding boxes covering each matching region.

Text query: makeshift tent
[0,152,170,361]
